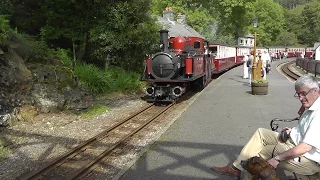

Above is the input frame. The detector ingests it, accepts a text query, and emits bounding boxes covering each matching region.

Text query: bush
[56,48,73,68]
[74,63,145,94]
[106,66,145,93]
[13,33,55,62]
[74,63,111,94]
[0,15,11,46]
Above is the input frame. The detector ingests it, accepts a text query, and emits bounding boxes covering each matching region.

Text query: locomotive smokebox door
[151,52,180,79]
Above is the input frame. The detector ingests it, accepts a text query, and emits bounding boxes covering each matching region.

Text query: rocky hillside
[0,47,93,126]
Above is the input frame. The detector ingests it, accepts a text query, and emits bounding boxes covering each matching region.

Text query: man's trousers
[232,128,320,179]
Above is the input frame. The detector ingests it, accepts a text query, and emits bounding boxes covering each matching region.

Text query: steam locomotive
[141,30,214,102]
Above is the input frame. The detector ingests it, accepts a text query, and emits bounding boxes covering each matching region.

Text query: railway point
[119,59,309,180]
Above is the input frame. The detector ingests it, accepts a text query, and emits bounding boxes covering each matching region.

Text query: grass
[0,140,11,159]
[74,64,146,94]
[80,105,109,119]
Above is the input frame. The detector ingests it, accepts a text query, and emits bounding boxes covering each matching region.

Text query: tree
[209,0,256,42]
[90,0,159,71]
[300,0,320,45]
[248,0,285,46]
[0,15,11,46]
[285,4,304,36]
[276,31,298,45]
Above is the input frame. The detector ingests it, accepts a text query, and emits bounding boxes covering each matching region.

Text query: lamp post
[252,19,259,81]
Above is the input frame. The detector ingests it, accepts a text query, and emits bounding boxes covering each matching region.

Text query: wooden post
[252,32,257,81]
[257,55,262,79]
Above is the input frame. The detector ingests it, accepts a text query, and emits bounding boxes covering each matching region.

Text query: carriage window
[194,41,201,49]
[209,47,217,54]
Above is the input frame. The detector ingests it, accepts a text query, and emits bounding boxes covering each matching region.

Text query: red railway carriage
[305,47,313,58]
[286,47,305,57]
[208,44,236,73]
[141,30,213,102]
[267,47,286,59]
[208,44,249,73]
[236,46,251,64]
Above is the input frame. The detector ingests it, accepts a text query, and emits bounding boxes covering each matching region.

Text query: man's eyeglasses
[294,89,314,99]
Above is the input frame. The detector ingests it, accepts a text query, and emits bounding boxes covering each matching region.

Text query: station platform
[120,59,302,180]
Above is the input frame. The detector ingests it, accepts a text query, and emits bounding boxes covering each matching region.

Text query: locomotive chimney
[159,29,169,52]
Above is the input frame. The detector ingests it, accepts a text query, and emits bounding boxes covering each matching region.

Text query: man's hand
[283,127,291,134]
[267,158,280,168]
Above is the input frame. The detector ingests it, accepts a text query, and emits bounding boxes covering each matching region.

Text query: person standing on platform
[261,51,269,80]
[243,53,249,79]
[210,75,320,180]
[279,51,282,60]
[248,52,254,85]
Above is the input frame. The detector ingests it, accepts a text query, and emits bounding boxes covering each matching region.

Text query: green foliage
[7,0,44,35]
[91,0,159,71]
[106,66,145,92]
[285,4,305,36]
[0,15,11,46]
[212,0,256,41]
[56,48,73,68]
[150,0,215,40]
[252,79,268,83]
[74,63,111,94]
[0,140,11,159]
[74,64,144,94]
[0,0,14,16]
[300,0,320,45]
[276,31,298,46]
[249,0,285,46]
[275,0,313,9]
[80,105,109,119]
[15,34,53,62]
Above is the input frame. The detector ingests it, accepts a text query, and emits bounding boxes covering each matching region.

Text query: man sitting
[210,75,320,179]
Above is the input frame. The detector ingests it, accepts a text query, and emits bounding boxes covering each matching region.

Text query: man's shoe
[210,165,241,178]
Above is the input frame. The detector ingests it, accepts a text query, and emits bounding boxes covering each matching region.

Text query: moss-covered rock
[0,47,93,126]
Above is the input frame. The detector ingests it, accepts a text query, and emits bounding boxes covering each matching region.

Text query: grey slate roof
[245,34,254,38]
[314,42,320,50]
[157,16,204,39]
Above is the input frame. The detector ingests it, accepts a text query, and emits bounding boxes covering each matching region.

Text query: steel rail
[70,102,175,179]
[18,103,155,180]
[281,61,300,81]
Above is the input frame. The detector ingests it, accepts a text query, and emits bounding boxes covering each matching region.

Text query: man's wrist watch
[274,155,281,162]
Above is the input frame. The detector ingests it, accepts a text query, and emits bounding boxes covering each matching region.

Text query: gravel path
[0,95,148,180]
[0,93,197,180]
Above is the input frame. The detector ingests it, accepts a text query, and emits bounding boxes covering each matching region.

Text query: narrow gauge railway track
[18,103,174,180]
[281,60,300,81]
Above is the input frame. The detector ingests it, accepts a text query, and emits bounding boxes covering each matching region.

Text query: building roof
[245,34,254,38]
[314,42,320,50]
[157,16,204,39]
